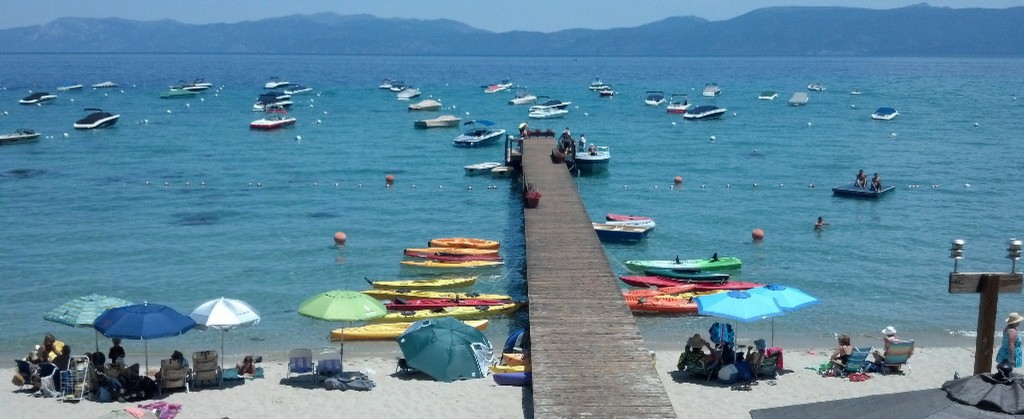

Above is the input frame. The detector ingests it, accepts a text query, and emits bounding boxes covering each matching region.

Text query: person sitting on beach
[108,338,126,365]
[745,339,768,368]
[871,172,882,191]
[855,170,867,188]
[871,326,899,365]
[236,355,257,378]
[681,334,718,364]
[827,334,853,376]
[35,333,65,363]
[53,345,72,371]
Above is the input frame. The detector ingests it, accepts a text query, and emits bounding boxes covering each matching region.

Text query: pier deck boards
[520,135,676,418]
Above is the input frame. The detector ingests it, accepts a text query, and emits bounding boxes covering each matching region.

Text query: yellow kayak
[405,247,499,257]
[368,303,523,323]
[428,237,500,250]
[490,364,530,373]
[331,319,490,341]
[361,288,513,301]
[400,260,504,269]
[368,276,477,289]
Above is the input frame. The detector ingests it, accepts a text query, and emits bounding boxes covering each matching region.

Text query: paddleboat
[832,183,895,198]
[332,319,489,341]
[366,276,476,290]
[368,302,523,323]
[361,289,512,301]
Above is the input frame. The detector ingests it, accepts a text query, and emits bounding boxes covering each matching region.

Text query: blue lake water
[1,54,1022,361]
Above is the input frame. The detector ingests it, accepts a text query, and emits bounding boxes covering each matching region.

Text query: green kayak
[624,256,742,273]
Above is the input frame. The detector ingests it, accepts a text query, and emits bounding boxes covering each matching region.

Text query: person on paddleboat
[855,170,867,188]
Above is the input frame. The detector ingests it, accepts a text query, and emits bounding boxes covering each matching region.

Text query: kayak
[401,260,504,269]
[490,364,530,373]
[421,253,503,262]
[404,247,500,257]
[625,295,700,314]
[331,319,489,341]
[427,237,500,250]
[367,276,477,289]
[368,302,523,323]
[624,256,742,272]
[640,269,730,282]
[605,213,653,222]
[493,372,532,386]
[385,298,514,311]
[623,281,763,298]
[362,289,512,301]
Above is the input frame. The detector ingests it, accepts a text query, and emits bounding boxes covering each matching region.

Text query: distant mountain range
[3,4,1023,56]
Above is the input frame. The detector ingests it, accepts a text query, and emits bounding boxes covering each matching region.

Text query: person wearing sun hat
[872,325,900,364]
[997,312,1023,368]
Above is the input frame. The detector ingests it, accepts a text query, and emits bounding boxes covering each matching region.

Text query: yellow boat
[368,303,523,323]
[368,276,477,289]
[489,364,530,373]
[405,247,499,257]
[331,319,490,341]
[427,237,500,250]
[400,260,504,269]
[361,289,513,301]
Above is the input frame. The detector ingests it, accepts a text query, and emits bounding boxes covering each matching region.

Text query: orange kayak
[625,295,699,314]
[427,237,500,250]
[405,247,500,257]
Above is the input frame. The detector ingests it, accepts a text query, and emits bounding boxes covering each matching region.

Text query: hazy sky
[3,1,1023,32]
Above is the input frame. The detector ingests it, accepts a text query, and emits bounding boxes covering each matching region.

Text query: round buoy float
[752,228,765,241]
[674,176,683,185]
[333,232,347,245]
[385,174,394,187]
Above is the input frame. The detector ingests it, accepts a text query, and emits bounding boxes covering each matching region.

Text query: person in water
[815,216,829,231]
[855,170,867,188]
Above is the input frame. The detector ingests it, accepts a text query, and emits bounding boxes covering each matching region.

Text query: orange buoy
[752,228,765,241]
[674,176,683,185]
[333,232,347,245]
[385,174,394,186]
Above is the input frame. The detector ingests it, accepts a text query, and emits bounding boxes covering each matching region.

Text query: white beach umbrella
[189,297,261,369]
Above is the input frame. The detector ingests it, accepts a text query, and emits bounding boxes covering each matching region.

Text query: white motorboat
[603,219,657,230]
[453,120,506,147]
[528,107,569,119]
[871,107,899,120]
[178,79,211,91]
[396,87,421,101]
[73,108,120,129]
[598,86,615,97]
[490,165,512,177]
[57,84,83,92]
[508,90,537,105]
[0,129,41,145]
[19,92,57,105]
[264,77,290,89]
[682,105,727,120]
[250,106,296,130]
[702,83,721,97]
[253,92,293,112]
[807,82,826,91]
[589,77,610,91]
[190,79,213,89]
[789,92,809,106]
[666,94,691,114]
[414,114,461,129]
[571,145,610,173]
[465,162,502,175]
[484,79,512,93]
[758,91,779,100]
[849,88,863,95]
[284,85,313,95]
[408,99,442,111]
[531,97,571,110]
[389,81,406,92]
[91,81,118,89]
[379,78,395,90]
[644,90,666,106]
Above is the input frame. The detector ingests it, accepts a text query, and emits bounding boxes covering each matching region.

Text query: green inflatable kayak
[624,256,742,273]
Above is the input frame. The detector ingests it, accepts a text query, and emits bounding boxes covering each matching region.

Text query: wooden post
[974,274,1000,375]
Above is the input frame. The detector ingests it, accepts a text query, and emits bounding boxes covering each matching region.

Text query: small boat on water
[758,91,779,100]
[385,299,509,311]
[593,223,651,242]
[404,247,499,257]
[361,288,511,301]
[73,108,120,129]
[367,276,477,289]
[832,183,895,198]
[683,105,727,120]
[264,77,289,89]
[400,260,504,269]
[528,106,569,119]
[666,94,691,114]
[570,145,610,173]
[789,92,809,106]
[871,107,899,120]
[624,256,743,273]
[428,237,500,250]
[453,120,506,147]
[57,84,83,92]
[484,79,513,93]
[598,86,615,97]
[589,77,610,91]
[623,281,765,298]
[159,88,200,99]
[388,81,406,92]
[0,129,41,145]
[531,97,571,110]
[252,92,293,112]
[807,82,826,91]
[420,253,503,262]
[19,92,57,105]
[491,165,512,177]
[508,89,537,105]
[333,319,489,341]
[249,106,296,130]
[378,78,395,90]
[849,88,863,95]
[414,114,460,129]
[283,85,312,95]
[606,213,653,222]
[619,275,751,288]
[408,98,442,111]
[644,269,731,281]
[702,83,721,97]
[644,90,666,106]
[396,87,421,101]
[465,162,502,176]
[603,219,656,230]
[91,81,118,89]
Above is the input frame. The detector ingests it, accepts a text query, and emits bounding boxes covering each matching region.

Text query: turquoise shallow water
[1,54,1022,361]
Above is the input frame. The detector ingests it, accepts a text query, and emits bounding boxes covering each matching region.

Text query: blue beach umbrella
[93,302,196,372]
[747,284,820,346]
[695,290,785,323]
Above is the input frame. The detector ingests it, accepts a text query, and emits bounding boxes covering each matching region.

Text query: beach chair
[754,351,781,379]
[830,346,871,377]
[877,340,914,375]
[678,352,718,381]
[191,350,222,389]
[287,348,316,381]
[158,358,191,394]
[316,353,342,384]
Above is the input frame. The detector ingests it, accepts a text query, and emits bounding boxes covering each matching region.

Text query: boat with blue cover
[453,120,506,147]
[871,107,899,120]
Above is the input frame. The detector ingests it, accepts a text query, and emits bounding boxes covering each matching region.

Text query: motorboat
[378,78,394,90]
[249,106,296,130]
[589,77,610,91]
[453,120,506,147]
[531,97,571,110]
[606,214,653,222]
[177,80,210,92]
[871,107,899,120]
[388,81,406,92]
[284,85,313,95]
[91,81,118,88]
[508,90,537,105]
[682,105,727,120]
[603,218,656,230]
[702,83,721,97]
[465,162,502,175]
[528,106,569,119]
[0,129,41,145]
[396,87,422,101]
[592,223,650,242]
[491,165,512,177]
[571,144,610,173]
[598,86,615,97]
[807,82,826,91]
[190,79,213,90]
[644,90,666,106]
[789,92,809,106]
[19,92,57,105]
[57,84,83,92]
[414,114,461,129]
[484,79,512,93]
[408,98,442,111]
[758,91,778,100]
[849,88,863,95]
[665,94,691,114]
[73,108,120,129]
[160,88,200,99]
[252,92,293,112]
[264,77,290,89]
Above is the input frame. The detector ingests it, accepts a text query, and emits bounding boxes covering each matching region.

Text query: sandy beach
[4,345,978,419]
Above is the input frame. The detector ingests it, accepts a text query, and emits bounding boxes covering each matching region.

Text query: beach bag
[736,361,753,382]
[324,372,375,391]
[717,364,739,384]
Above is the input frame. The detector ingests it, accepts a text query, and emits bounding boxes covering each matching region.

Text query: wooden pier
[520,135,676,418]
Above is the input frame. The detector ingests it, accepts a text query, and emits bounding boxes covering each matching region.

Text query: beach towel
[766,347,784,369]
[323,371,375,391]
[222,367,264,381]
[138,401,182,419]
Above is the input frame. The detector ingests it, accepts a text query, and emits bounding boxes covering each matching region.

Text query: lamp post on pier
[948,238,1023,375]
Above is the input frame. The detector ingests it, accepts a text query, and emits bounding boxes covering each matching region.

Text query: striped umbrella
[44,294,133,352]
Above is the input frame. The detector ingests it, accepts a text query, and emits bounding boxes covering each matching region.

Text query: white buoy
[890,132,897,138]
[295,135,302,141]
[316,119,322,124]
[974,122,980,127]
[166,110,172,114]
[185,103,190,108]
[143,119,149,124]
[63,132,69,138]
[807,122,813,127]
[584,112,589,116]
[200,98,204,102]
[709,135,716,141]
[964,183,971,187]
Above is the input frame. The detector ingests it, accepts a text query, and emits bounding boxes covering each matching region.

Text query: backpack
[709,322,734,346]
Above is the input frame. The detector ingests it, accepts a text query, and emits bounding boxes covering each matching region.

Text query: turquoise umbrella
[396,317,493,382]
[298,290,387,372]
[747,284,819,346]
[44,294,133,352]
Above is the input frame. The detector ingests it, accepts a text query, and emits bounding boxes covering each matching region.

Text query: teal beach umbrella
[396,316,493,382]
[44,294,133,352]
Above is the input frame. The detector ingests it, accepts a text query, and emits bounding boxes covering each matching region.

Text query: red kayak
[385,298,515,311]
[606,213,653,222]
[623,280,764,298]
